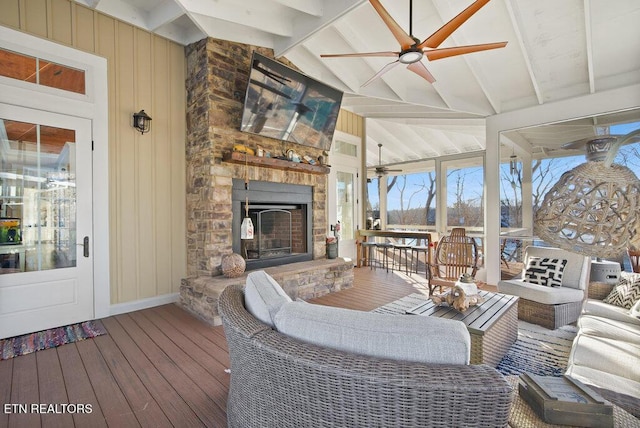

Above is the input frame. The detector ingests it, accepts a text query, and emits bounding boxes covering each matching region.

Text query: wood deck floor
[0,266,495,428]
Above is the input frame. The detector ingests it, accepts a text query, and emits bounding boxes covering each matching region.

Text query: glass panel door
[337,170,355,241]
[1,119,77,273]
[0,105,93,339]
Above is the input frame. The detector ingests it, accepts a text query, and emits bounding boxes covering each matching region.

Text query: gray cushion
[274,301,471,365]
[566,333,640,399]
[582,299,640,326]
[577,315,640,345]
[498,279,584,305]
[244,270,292,327]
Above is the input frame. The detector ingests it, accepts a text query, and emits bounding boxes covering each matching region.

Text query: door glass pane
[366,176,380,229]
[337,171,354,240]
[0,118,76,274]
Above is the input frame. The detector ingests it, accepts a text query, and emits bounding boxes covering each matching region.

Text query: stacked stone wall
[185,38,328,277]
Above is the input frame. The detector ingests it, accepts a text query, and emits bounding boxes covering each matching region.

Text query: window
[386,169,436,229]
[443,157,484,231]
[0,48,86,94]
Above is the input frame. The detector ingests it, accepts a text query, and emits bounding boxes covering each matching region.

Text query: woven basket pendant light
[534,129,640,258]
[241,153,254,240]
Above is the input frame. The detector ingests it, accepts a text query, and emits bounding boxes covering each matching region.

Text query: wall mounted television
[240,52,343,151]
[0,218,21,245]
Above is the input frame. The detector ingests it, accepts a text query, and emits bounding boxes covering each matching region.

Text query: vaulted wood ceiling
[76,0,640,172]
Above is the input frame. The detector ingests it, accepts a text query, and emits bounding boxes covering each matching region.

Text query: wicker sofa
[218,281,514,428]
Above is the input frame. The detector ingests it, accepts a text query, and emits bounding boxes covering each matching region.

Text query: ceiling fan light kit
[320,0,507,86]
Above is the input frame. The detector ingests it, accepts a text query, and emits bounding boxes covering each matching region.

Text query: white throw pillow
[243,270,291,327]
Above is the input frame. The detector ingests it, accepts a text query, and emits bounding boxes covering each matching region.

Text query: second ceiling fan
[370,143,402,177]
[321,0,507,86]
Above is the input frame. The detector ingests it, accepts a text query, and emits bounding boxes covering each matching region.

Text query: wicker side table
[506,376,639,428]
[588,281,616,300]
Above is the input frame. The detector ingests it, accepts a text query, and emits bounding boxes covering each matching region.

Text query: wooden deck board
[55,343,108,428]
[1,266,468,427]
[0,358,13,427]
[9,353,40,428]
[75,338,140,428]
[36,348,74,428]
[113,313,227,427]
[101,315,204,427]
[90,333,170,427]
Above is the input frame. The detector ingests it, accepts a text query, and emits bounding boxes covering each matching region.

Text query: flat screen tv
[0,218,21,245]
[240,52,343,151]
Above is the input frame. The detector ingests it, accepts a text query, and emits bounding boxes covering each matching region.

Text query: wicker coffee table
[406,290,519,366]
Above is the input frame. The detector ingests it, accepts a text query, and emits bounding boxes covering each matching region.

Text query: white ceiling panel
[80,0,640,166]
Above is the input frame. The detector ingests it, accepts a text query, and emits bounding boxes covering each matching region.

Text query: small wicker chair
[428,228,479,295]
[218,283,514,428]
[498,246,591,329]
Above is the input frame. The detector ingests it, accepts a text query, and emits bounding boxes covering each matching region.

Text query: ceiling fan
[320,0,507,86]
[369,143,402,177]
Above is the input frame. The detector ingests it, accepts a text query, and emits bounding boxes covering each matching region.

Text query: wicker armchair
[498,246,591,329]
[218,284,514,428]
[428,228,479,295]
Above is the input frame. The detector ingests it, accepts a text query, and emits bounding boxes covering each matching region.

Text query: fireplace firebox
[232,179,313,270]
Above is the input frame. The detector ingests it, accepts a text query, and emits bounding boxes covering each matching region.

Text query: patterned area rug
[373,293,577,377]
[0,320,107,360]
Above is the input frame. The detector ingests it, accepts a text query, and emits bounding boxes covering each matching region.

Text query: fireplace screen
[242,205,306,260]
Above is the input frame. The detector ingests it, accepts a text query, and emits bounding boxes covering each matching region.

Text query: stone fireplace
[180,37,355,325]
[185,38,329,277]
[232,179,313,269]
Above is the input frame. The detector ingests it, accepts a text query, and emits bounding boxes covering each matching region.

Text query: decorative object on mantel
[221,253,246,278]
[431,274,484,312]
[240,153,254,240]
[535,129,640,259]
[222,151,330,175]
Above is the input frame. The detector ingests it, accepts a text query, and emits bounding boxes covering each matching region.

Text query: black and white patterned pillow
[603,272,640,309]
[524,257,568,287]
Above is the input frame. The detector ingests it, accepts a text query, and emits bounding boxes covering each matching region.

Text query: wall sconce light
[133,110,152,134]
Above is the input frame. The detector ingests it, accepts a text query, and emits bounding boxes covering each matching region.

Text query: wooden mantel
[223,151,330,175]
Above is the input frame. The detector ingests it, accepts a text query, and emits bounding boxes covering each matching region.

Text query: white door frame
[0,26,110,320]
[328,131,363,261]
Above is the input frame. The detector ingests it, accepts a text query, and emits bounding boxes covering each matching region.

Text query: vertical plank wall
[336,109,364,138]
[0,0,187,305]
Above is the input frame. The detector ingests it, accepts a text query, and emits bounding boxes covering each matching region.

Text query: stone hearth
[180,259,353,326]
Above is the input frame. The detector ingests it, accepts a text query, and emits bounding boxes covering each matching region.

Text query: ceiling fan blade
[424,41,507,61]
[369,0,415,49]
[406,61,436,83]
[362,60,400,87]
[418,0,491,49]
[320,51,399,59]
